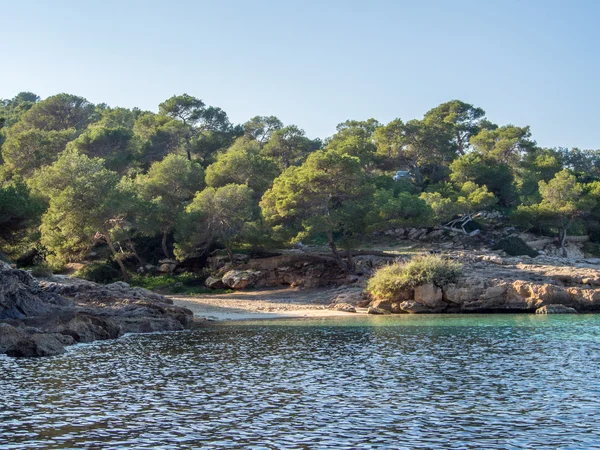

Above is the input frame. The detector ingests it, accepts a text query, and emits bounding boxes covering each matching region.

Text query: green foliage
[261,125,320,170]
[470,125,536,165]
[244,115,283,145]
[513,170,596,255]
[12,93,94,133]
[29,265,53,278]
[175,183,256,260]
[205,137,279,194]
[326,119,380,166]
[261,150,372,244]
[1,128,75,177]
[74,262,121,284]
[420,191,456,223]
[368,190,435,231]
[450,153,516,206]
[366,255,462,300]
[492,236,539,257]
[130,273,231,295]
[127,154,205,258]
[0,179,45,247]
[67,125,136,173]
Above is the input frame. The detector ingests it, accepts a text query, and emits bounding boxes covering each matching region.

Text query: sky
[2,0,600,148]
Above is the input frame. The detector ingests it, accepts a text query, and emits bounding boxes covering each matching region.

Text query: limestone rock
[222,270,261,289]
[332,303,356,313]
[399,301,431,314]
[414,283,444,308]
[367,306,390,315]
[205,276,226,289]
[536,305,578,314]
[157,259,178,273]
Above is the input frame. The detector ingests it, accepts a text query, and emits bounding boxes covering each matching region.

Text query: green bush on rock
[366,255,462,301]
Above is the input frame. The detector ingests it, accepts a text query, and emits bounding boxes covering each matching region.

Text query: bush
[30,265,53,278]
[74,262,121,284]
[130,273,232,295]
[366,255,462,301]
[492,236,538,257]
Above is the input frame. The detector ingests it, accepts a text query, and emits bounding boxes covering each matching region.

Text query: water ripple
[2,314,600,448]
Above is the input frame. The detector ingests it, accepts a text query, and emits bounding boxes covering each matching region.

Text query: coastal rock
[536,305,578,314]
[367,306,390,315]
[414,283,444,308]
[399,300,431,314]
[370,299,393,312]
[222,270,261,289]
[158,259,178,273]
[0,265,193,358]
[205,276,226,289]
[0,323,28,353]
[332,303,356,313]
[7,333,75,358]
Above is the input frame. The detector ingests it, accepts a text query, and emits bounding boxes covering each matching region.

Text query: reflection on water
[2,314,600,449]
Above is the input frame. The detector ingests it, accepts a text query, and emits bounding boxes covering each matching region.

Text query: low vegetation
[366,255,462,300]
[129,273,232,295]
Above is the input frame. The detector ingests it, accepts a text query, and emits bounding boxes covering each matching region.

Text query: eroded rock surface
[367,253,600,314]
[0,265,193,357]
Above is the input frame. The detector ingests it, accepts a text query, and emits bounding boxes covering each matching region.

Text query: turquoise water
[2,314,600,449]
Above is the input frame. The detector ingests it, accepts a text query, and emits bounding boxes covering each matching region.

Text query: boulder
[0,264,194,358]
[414,283,444,308]
[157,260,178,273]
[332,303,356,313]
[535,305,578,314]
[205,276,226,289]
[222,270,261,289]
[0,323,28,353]
[399,300,431,314]
[6,333,75,358]
[367,306,390,315]
[370,299,393,311]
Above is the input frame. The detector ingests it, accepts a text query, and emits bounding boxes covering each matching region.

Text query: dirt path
[169,287,356,321]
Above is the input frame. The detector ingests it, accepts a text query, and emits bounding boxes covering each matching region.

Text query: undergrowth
[366,255,462,301]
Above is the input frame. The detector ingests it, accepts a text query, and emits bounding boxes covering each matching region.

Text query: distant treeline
[1,93,599,277]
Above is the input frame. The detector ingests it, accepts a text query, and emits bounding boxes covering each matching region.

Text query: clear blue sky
[2,0,599,148]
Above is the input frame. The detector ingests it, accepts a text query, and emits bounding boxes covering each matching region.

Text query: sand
[169,287,359,321]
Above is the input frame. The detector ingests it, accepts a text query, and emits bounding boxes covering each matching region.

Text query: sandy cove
[169,287,358,321]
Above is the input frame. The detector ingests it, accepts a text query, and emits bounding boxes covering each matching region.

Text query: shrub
[492,236,538,257]
[366,255,462,301]
[30,265,53,278]
[74,262,121,284]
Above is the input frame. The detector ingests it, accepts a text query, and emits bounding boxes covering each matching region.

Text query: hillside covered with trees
[1,92,600,280]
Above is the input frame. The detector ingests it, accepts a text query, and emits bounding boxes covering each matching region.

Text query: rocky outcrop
[536,305,578,314]
[0,265,193,358]
[367,253,600,314]
[204,254,363,290]
[222,270,261,289]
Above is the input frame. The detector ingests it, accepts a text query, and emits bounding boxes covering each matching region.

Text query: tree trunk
[327,230,350,273]
[346,248,355,273]
[161,230,170,259]
[104,234,130,281]
[127,239,144,266]
[226,242,234,265]
[560,229,568,257]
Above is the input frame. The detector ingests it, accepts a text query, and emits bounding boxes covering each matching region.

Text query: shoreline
[170,287,358,321]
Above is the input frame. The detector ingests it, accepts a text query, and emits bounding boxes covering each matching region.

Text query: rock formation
[0,263,193,357]
[366,252,600,314]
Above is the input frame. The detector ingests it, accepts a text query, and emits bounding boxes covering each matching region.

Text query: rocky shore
[0,262,193,357]
[364,253,600,314]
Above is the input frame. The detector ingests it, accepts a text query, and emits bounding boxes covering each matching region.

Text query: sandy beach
[169,287,359,321]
